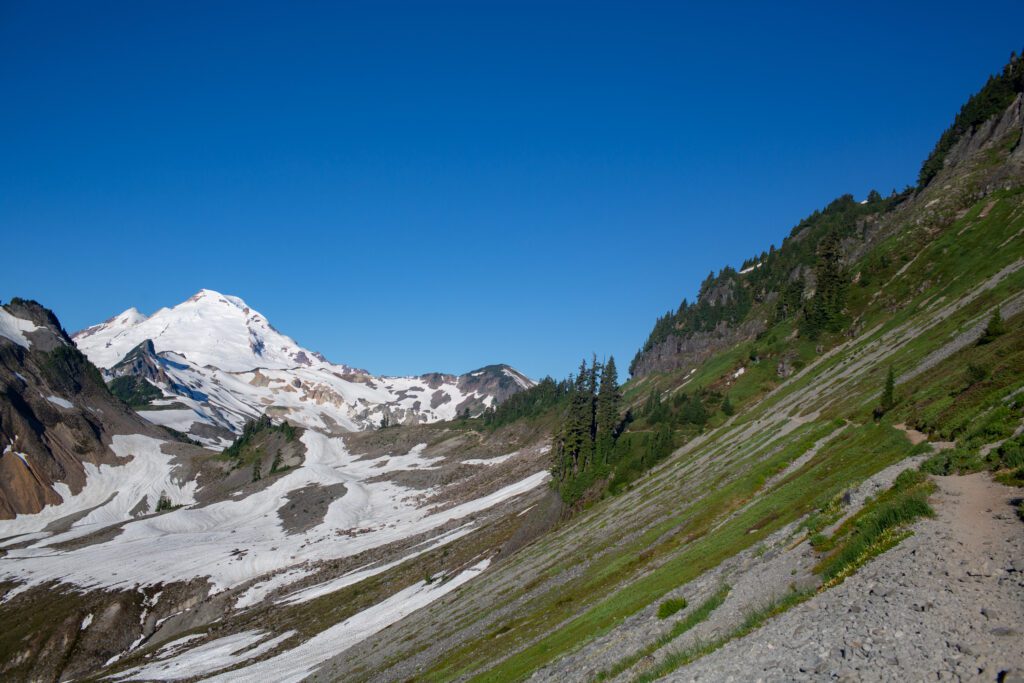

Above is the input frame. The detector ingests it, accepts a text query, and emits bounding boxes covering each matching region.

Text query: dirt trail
[670,472,1024,682]
[940,473,1020,577]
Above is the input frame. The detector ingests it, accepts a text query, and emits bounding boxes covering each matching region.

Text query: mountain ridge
[73,289,534,446]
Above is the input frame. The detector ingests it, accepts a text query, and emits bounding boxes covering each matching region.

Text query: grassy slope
[379,129,1024,682]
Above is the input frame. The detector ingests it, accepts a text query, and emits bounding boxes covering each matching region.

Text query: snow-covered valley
[0,295,551,681]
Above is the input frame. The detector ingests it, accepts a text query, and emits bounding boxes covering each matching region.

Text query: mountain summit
[73,290,533,446]
[74,289,328,372]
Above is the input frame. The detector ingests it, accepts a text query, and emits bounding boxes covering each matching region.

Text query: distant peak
[183,289,251,312]
[188,288,227,302]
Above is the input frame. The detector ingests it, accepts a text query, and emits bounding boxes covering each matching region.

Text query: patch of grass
[922,433,1024,477]
[632,588,812,683]
[814,468,935,585]
[995,467,1024,487]
[595,586,730,682]
[920,447,985,475]
[656,597,688,619]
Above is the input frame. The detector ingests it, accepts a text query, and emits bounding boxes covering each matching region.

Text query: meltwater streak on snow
[0,431,547,598]
[112,629,297,681]
[200,559,492,683]
[0,308,39,348]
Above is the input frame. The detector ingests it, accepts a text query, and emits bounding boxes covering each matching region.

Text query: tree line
[552,355,624,503]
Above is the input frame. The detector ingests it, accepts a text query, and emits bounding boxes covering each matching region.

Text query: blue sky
[2,2,1023,379]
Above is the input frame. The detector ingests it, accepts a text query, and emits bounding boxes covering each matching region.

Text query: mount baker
[73,289,533,447]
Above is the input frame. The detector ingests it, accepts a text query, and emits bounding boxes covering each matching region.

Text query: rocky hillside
[293,60,1024,681]
[630,55,1024,380]
[0,299,175,519]
[74,289,533,447]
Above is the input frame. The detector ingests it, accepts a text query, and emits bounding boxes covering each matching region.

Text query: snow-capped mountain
[74,289,533,447]
[1,297,553,681]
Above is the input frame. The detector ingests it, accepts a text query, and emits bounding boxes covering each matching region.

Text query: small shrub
[991,435,1024,470]
[995,467,1024,487]
[657,597,688,619]
[920,448,984,475]
[965,363,989,386]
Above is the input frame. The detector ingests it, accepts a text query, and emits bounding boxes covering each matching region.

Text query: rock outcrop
[0,299,165,518]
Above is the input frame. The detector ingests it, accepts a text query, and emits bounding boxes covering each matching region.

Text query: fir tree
[556,360,593,481]
[882,366,895,410]
[801,231,847,338]
[680,393,707,426]
[978,308,1006,345]
[721,394,734,416]
[595,356,622,464]
[875,365,896,420]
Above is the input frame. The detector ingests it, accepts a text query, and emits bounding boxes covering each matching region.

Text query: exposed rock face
[107,339,172,386]
[631,94,1024,380]
[631,318,767,377]
[0,300,164,518]
[455,364,534,410]
[942,92,1024,174]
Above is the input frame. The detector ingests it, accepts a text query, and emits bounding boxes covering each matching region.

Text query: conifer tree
[681,393,707,426]
[722,394,734,416]
[880,365,896,415]
[595,356,621,464]
[801,232,847,338]
[978,308,1006,345]
[556,359,593,481]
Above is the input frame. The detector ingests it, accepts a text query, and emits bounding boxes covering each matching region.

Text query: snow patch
[202,559,492,683]
[0,434,197,552]
[46,395,73,409]
[463,451,518,466]
[0,309,39,348]
[112,629,295,681]
[0,432,546,599]
[276,524,477,606]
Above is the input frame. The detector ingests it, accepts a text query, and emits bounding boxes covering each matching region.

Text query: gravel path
[666,473,1024,682]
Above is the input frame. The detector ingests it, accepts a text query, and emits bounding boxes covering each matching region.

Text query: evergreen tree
[556,360,592,481]
[595,356,622,464]
[721,394,734,416]
[883,366,895,409]
[875,365,896,420]
[584,354,600,469]
[775,277,805,322]
[680,393,707,426]
[978,308,1006,345]
[801,232,847,338]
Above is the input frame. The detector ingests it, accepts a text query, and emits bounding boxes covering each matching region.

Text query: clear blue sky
[2,2,1022,379]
